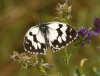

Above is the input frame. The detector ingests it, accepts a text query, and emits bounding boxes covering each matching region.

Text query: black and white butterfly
[23,21,78,55]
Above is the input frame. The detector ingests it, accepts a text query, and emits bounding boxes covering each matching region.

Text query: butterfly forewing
[23,26,47,54]
[47,22,77,52]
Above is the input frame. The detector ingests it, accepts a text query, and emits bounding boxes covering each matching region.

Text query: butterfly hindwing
[47,22,77,52]
[23,26,47,54]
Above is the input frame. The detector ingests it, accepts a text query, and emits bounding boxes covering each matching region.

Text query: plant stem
[63,47,70,76]
[66,58,70,76]
[63,45,80,76]
[68,45,79,57]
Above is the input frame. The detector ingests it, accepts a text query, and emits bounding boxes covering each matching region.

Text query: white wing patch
[48,28,58,42]
[58,37,62,43]
[36,31,45,43]
[62,34,66,41]
[47,22,60,29]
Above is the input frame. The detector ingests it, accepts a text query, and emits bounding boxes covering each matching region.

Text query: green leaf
[76,68,81,76]
[55,72,63,76]
[93,67,100,75]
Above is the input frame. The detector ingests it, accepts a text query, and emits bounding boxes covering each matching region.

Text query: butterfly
[23,21,78,55]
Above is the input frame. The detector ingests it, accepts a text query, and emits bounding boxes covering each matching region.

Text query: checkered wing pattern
[23,22,77,54]
[47,22,77,52]
[23,26,47,54]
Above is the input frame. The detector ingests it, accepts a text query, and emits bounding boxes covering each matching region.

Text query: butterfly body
[39,21,49,48]
[23,21,77,54]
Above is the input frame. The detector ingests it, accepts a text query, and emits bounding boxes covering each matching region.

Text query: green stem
[62,37,87,76]
[63,47,70,76]
[63,45,80,76]
[66,58,70,76]
[68,39,86,57]
[68,45,79,57]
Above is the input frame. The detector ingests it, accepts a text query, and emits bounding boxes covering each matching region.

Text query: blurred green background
[0,0,100,76]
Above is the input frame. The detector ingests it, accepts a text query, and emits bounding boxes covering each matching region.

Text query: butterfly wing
[23,25,47,54]
[47,22,77,52]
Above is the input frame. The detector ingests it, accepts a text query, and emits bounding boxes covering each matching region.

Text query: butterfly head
[39,21,48,33]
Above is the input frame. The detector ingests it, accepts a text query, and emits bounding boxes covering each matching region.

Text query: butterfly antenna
[39,2,46,21]
[21,15,39,23]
